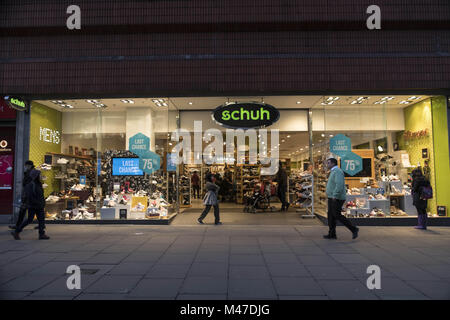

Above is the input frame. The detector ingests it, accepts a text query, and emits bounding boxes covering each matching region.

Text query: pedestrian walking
[274,161,289,211]
[191,171,200,199]
[11,169,50,240]
[412,167,431,230]
[197,173,222,225]
[9,160,35,230]
[324,157,359,240]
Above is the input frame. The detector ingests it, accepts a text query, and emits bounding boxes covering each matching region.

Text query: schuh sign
[4,96,28,112]
[212,102,280,129]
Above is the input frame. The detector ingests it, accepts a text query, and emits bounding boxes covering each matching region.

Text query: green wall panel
[29,102,62,197]
[431,96,450,217]
[400,98,437,215]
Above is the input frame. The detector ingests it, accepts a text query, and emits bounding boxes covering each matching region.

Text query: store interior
[29,95,448,223]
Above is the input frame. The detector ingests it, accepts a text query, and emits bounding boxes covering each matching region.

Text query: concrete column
[12,109,30,221]
[125,107,155,151]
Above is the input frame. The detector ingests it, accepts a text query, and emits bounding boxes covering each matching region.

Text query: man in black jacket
[11,169,50,240]
[9,160,35,230]
[274,161,289,211]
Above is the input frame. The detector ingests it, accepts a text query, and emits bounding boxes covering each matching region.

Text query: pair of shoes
[197,219,204,225]
[39,234,50,240]
[323,234,337,239]
[11,231,20,240]
[215,222,223,225]
[352,227,359,239]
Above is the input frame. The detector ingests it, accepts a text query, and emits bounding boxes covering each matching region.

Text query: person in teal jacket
[324,157,359,240]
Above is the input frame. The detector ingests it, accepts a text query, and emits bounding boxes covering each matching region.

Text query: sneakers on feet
[215,222,223,225]
[323,234,337,239]
[197,219,204,225]
[352,227,359,239]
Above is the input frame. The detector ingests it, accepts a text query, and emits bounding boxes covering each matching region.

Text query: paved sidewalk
[0,224,449,300]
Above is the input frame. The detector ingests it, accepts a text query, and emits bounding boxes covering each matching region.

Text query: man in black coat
[11,169,50,240]
[274,161,289,211]
[9,160,35,230]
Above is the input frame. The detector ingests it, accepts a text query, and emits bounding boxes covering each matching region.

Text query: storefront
[11,95,448,224]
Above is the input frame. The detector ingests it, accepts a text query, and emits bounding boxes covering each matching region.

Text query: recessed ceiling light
[121,99,134,104]
[188,102,193,105]
[296,101,301,104]
[281,139,285,143]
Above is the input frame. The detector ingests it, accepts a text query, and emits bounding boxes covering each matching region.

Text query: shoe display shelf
[236,163,260,204]
[179,174,192,208]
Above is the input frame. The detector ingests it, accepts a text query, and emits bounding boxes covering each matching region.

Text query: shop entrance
[28,94,447,224]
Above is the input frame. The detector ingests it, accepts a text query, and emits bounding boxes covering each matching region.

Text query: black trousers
[16,207,46,236]
[327,198,357,236]
[199,205,220,224]
[193,185,200,199]
[277,187,288,209]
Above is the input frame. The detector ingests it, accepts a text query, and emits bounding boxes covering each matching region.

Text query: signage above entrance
[212,102,280,129]
[3,96,28,112]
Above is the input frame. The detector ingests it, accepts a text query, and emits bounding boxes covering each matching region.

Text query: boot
[11,231,20,240]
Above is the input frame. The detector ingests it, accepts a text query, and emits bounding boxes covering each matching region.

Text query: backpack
[420,185,433,200]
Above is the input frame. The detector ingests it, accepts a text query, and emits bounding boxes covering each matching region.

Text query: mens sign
[3,96,28,112]
[212,102,280,129]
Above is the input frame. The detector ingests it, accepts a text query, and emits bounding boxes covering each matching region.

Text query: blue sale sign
[129,133,150,157]
[329,134,352,157]
[138,150,161,174]
[340,152,363,176]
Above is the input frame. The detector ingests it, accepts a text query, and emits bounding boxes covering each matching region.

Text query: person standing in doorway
[274,161,289,211]
[198,173,222,225]
[412,167,431,230]
[191,171,200,199]
[9,160,35,230]
[11,169,50,240]
[324,157,359,240]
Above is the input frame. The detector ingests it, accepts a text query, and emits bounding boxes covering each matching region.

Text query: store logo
[3,96,28,111]
[40,127,60,144]
[0,140,7,148]
[212,102,280,129]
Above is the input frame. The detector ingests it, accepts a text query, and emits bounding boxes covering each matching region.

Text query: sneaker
[39,234,50,240]
[215,222,223,225]
[11,231,20,240]
[323,234,337,239]
[197,219,204,225]
[352,228,359,239]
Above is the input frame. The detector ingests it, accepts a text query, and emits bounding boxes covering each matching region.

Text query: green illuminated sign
[4,96,28,111]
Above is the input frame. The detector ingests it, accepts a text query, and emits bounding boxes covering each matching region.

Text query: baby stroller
[243,180,276,213]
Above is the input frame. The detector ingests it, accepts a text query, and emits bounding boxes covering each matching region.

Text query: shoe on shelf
[323,234,337,239]
[11,231,20,240]
[39,234,50,240]
[352,227,359,239]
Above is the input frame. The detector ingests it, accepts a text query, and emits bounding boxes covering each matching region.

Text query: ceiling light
[329,134,334,137]
[408,96,421,100]
[188,102,193,105]
[399,100,411,105]
[351,97,369,105]
[378,146,383,152]
[121,99,134,104]
[321,97,340,105]
[296,101,301,104]
[152,98,167,107]
[281,139,285,143]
